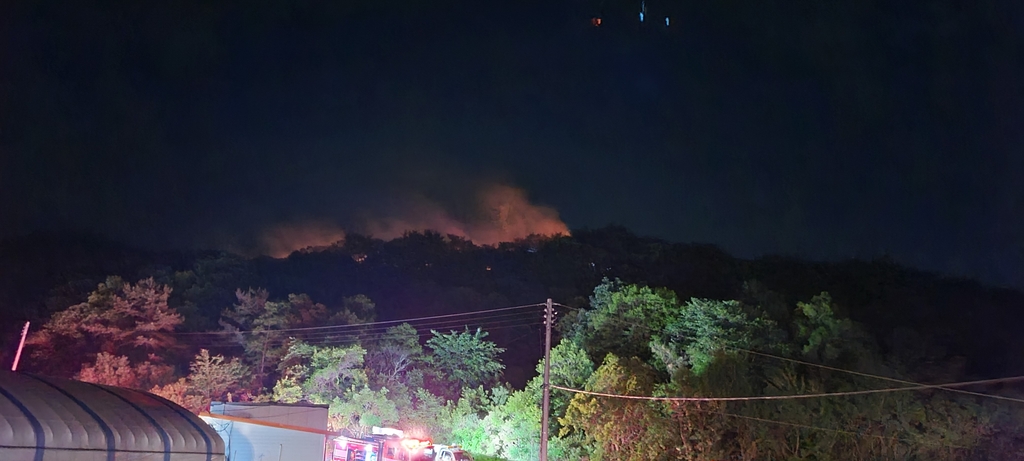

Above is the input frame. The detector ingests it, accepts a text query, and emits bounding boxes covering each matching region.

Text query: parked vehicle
[330,434,380,461]
[329,427,433,461]
[432,445,474,461]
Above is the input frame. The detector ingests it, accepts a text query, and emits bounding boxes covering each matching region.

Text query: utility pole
[11,321,29,371]
[540,299,553,460]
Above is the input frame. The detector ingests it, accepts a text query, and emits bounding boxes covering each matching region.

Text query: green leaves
[271,341,396,436]
[219,289,376,388]
[555,282,994,461]
[34,266,1004,461]
[150,349,249,413]
[77,352,173,391]
[187,349,250,402]
[29,277,181,377]
[571,279,779,377]
[367,323,423,385]
[329,387,400,437]
[274,342,368,404]
[219,288,290,383]
[566,278,680,363]
[661,298,778,376]
[561,354,674,461]
[426,327,506,393]
[795,292,863,363]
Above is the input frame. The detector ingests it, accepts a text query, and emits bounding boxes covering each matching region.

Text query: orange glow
[400,438,430,450]
[363,183,569,245]
[403,427,428,440]
[260,221,346,258]
[256,183,569,256]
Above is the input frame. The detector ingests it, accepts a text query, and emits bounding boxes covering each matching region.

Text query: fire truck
[329,427,435,461]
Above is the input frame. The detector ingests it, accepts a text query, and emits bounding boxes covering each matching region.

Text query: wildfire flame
[258,183,568,257]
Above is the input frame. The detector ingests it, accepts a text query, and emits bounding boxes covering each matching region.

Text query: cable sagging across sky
[552,375,1024,402]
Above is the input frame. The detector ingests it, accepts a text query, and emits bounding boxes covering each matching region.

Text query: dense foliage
[3,228,1024,459]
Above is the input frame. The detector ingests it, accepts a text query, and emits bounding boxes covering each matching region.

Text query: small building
[201,401,333,461]
[0,369,226,461]
[209,401,329,431]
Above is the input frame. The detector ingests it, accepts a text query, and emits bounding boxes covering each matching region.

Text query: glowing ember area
[260,222,346,258]
[363,184,570,245]
[257,184,569,257]
[475,184,571,244]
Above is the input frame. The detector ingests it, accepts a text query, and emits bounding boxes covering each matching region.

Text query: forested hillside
[2,228,1024,459]
[4,227,1022,381]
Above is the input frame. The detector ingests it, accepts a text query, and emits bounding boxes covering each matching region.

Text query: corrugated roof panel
[0,370,225,460]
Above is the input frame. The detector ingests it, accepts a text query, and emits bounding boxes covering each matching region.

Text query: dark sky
[2,1,1023,286]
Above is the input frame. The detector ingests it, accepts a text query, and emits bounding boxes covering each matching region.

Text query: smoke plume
[260,221,346,258]
[256,183,568,257]
[361,184,569,244]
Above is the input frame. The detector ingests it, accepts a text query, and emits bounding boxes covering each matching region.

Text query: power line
[552,302,580,311]
[730,346,1024,404]
[186,321,547,349]
[183,310,542,342]
[179,316,546,349]
[553,302,1024,403]
[551,375,1024,402]
[178,310,545,347]
[176,302,545,336]
[650,397,969,450]
[554,301,994,450]
[716,411,969,450]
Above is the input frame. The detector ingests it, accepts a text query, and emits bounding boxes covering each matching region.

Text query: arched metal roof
[0,370,225,461]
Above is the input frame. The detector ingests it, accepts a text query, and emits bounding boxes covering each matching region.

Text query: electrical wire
[182,310,542,343]
[553,302,1024,403]
[179,317,546,349]
[176,302,545,336]
[729,346,1024,404]
[716,411,969,450]
[211,407,327,420]
[552,302,580,311]
[284,322,547,349]
[551,375,1024,402]
[255,321,541,347]
[178,309,545,348]
[648,397,970,450]
[552,301,985,449]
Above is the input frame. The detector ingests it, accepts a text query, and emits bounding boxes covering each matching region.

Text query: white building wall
[210,403,328,432]
[201,416,326,461]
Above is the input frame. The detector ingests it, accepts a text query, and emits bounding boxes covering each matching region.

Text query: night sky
[2,1,1023,286]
